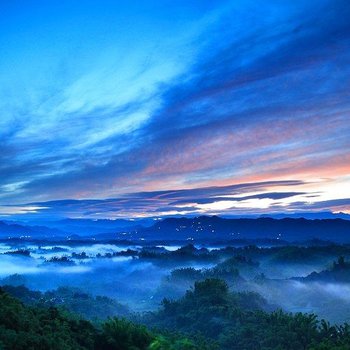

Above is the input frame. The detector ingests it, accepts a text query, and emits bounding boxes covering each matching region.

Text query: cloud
[0,0,349,217]
[1,179,346,219]
[288,198,350,212]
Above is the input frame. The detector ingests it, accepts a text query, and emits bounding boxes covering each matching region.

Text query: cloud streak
[1,180,349,219]
[0,0,349,217]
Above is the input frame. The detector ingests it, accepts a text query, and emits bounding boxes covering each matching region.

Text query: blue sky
[0,0,349,219]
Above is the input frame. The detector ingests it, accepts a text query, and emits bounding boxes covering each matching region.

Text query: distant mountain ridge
[1,216,350,242]
[136,216,350,242]
[0,221,66,238]
[295,257,350,283]
[0,218,146,239]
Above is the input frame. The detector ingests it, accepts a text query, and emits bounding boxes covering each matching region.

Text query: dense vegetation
[0,288,96,350]
[299,256,350,283]
[145,279,350,350]
[3,240,350,349]
[0,288,208,350]
[2,277,350,349]
[1,285,129,321]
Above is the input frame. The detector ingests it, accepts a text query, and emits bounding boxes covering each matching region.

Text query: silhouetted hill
[2,216,350,242]
[0,221,66,239]
[41,218,145,235]
[297,257,350,283]
[135,216,350,242]
[0,218,150,239]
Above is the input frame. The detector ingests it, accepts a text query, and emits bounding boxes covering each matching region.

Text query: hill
[1,216,350,242]
[135,216,350,242]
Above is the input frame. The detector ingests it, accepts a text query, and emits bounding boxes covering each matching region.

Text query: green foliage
[149,335,199,350]
[161,257,246,289]
[1,285,129,321]
[145,278,350,349]
[303,257,350,283]
[167,268,203,283]
[98,317,154,350]
[0,288,204,350]
[0,288,96,350]
[2,274,350,349]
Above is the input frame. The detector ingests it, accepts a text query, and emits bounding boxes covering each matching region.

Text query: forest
[2,239,350,349]
[2,278,350,349]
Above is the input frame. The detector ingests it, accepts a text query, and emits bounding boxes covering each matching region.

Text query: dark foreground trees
[144,279,350,350]
[0,288,204,350]
[0,288,96,349]
[2,280,350,349]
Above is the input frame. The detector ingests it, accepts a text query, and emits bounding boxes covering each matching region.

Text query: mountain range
[1,215,350,242]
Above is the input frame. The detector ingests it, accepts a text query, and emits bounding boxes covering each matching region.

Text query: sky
[0,0,349,219]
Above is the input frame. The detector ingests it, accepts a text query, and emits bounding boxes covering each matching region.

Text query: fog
[1,241,350,322]
[248,280,350,324]
[0,242,215,311]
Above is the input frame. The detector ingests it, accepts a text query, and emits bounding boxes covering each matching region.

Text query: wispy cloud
[1,179,349,219]
[0,0,349,217]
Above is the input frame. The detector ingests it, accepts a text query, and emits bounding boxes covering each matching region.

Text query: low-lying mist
[1,241,350,323]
